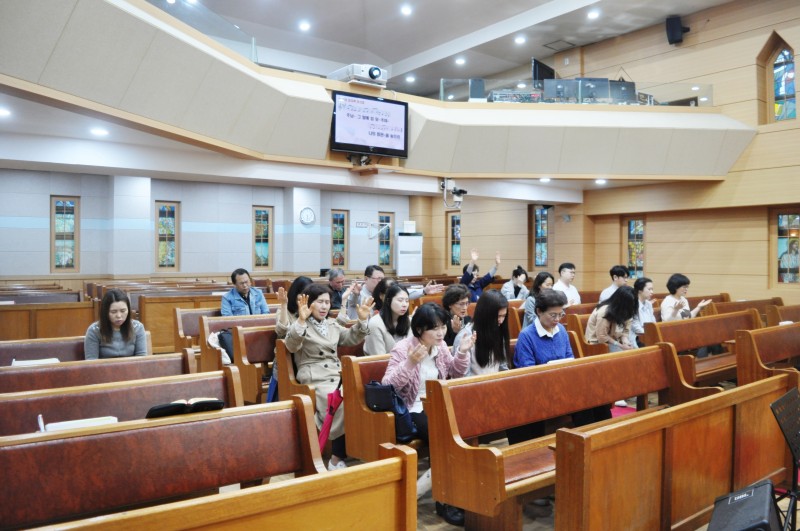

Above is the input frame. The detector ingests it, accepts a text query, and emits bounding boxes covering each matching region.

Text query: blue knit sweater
[513,322,573,367]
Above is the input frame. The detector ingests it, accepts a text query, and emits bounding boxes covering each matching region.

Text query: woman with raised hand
[630,277,656,347]
[285,283,373,470]
[442,283,471,346]
[585,285,637,352]
[660,273,711,322]
[500,265,530,301]
[453,289,510,375]
[522,271,555,330]
[84,289,147,359]
[364,283,412,355]
[382,302,471,526]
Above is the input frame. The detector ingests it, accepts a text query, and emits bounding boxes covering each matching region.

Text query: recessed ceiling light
[186,0,196,4]
[405,75,415,83]
[455,57,466,66]
[699,97,708,102]
[587,9,600,19]
[233,24,240,29]
[0,108,11,118]
[517,83,526,89]
[515,36,526,45]
[539,177,551,183]
[400,4,412,16]
[691,86,700,91]
[447,94,454,100]
[90,127,109,137]
[595,178,607,185]
[166,0,175,4]
[299,20,311,32]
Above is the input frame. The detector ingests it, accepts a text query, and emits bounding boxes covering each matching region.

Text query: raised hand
[458,331,477,354]
[470,248,479,262]
[451,314,462,334]
[276,287,288,306]
[423,280,444,295]
[351,281,362,297]
[296,294,311,324]
[697,299,712,309]
[341,283,354,302]
[495,251,501,265]
[356,296,375,321]
[408,343,428,365]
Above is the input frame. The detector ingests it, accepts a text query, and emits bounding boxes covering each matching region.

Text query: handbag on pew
[364,381,418,443]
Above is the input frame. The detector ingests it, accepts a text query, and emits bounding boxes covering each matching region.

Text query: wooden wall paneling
[732,127,800,171]
[33,304,95,339]
[0,310,32,341]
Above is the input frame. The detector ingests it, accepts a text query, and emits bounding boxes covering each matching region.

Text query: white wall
[0,168,410,277]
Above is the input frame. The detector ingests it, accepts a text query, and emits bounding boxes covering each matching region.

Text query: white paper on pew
[547,357,575,365]
[779,321,794,326]
[11,358,60,366]
[43,416,118,432]
[0,300,14,305]
[212,291,228,296]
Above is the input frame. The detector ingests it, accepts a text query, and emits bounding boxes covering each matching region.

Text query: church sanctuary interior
[1,0,800,529]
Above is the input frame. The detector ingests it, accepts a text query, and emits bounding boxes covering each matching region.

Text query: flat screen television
[610,80,637,102]
[532,59,555,90]
[330,90,409,159]
[543,79,578,100]
[577,78,610,101]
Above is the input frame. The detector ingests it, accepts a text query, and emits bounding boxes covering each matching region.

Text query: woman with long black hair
[584,285,637,352]
[453,289,510,375]
[364,283,412,355]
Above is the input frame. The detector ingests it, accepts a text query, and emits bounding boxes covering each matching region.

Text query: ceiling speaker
[666,16,690,45]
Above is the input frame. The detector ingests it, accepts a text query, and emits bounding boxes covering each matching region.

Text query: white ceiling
[190,0,735,97]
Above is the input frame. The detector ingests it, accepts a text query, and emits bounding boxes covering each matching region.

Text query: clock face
[299,207,316,225]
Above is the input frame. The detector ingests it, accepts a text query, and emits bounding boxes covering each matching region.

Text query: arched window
[773,48,795,121]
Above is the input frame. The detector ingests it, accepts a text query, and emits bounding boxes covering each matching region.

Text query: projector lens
[369,66,381,79]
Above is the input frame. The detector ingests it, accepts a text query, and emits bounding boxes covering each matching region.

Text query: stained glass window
[253,207,272,269]
[378,212,393,267]
[332,210,347,269]
[156,202,178,269]
[777,213,800,283]
[774,48,796,121]
[52,197,79,271]
[627,219,645,279]
[534,208,549,267]
[449,213,461,266]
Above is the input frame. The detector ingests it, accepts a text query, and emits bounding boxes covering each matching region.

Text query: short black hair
[558,262,576,274]
[597,285,637,326]
[463,263,479,275]
[532,272,555,296]
[666,273,690,295]
[535,289,568,313]
[442,283,469,312]
[511,265,528,280]
[372,278,397,311]
[287,276,314,315]
[609,265,628,279]
[411,303,450,339]
[633,276,653,296]
[302,283,333,306]
[231,268,251,284]
[364,265,385,278]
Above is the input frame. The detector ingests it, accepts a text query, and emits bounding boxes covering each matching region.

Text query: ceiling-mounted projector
[328,64,388,87]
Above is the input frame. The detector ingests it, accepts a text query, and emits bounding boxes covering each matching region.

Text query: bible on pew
[146,397,224,418]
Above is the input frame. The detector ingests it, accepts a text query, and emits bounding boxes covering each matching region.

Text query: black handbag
[364,381,418,443]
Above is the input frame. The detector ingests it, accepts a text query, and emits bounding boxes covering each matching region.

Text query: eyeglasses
[453,301,470,307]
[545,311,566,320]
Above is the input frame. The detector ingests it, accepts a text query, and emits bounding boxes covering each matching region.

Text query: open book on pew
[38,414,118,432]
[12,358,60,366]
[146,397,224,419]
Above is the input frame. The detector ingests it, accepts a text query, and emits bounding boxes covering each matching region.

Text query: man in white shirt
[552,262,581,307]
[598,265,630,303]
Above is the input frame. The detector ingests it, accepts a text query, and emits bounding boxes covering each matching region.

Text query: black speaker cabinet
[708,480,781,531]
[666,15,689,44]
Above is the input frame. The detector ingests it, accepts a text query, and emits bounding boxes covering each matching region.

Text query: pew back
[708,297,783,322]
[0,301,97,341]
[199,314,276,372]
[0,397,324,529]
[0,335,85,366]
[174,306,223,352]
[565,313,610,356]
[555,374,792,531]
[0,351,191,394]
[766,303,800,327]
[141,294,224,353]
[232,325,277,404]
[0,367,243,437]
[342,354,396,462]
[642,308,761,353]
[735,323,800,386]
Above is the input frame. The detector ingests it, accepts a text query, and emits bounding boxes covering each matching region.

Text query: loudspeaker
[708,480,781,531]
[665,15,690,44]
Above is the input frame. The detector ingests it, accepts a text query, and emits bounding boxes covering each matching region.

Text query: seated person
[327,268,347,309]
[585,285,637,352]
[660,273,711,322]
[500,265,529,301]
[221,268,269,316]
[552,262,581,307]
[598,264,629,303]
[364,284,412,355]
[284,284,373,470]
[522,271,555,330]
[460,248,500,302]
[630,277,656,347]
[84,289,147,359]
[453,289,509,375]
[442,283,471,346]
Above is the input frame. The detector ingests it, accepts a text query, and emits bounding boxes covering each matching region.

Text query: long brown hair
[99,289,133,344]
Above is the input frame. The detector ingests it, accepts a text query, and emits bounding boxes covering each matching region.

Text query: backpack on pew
[146,397,225,419]
[364,381,418,443]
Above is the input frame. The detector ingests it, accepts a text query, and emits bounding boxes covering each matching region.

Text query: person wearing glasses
[585,285,637,352]
[348,264,443,318]
[442,283,472,346]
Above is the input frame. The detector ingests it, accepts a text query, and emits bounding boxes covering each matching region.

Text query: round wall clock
[299,207,316,225]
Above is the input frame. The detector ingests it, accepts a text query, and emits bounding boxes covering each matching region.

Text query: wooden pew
[275,338,365,403]
[507,305,524,339]
[45,443,416,530]
[199,314,276,372]
[174,306,222,352]
[563,302,597,316]
[0,367,243,437]
[0,397,330,529]
[0,351,193,394]
[342,354,424,463]
[736,322,800,385]
[0,301,97,341]
[644,308,762,385]
[766,302,800,326]
[708,296,784,323]
[232,325,277,404]
[141,294,226,353]
[579,290,602,304]
[565,313,610,356]
[555,373,794,531]
[0,332,154,367]
[425,345,720,530]
[0,291,82,304]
